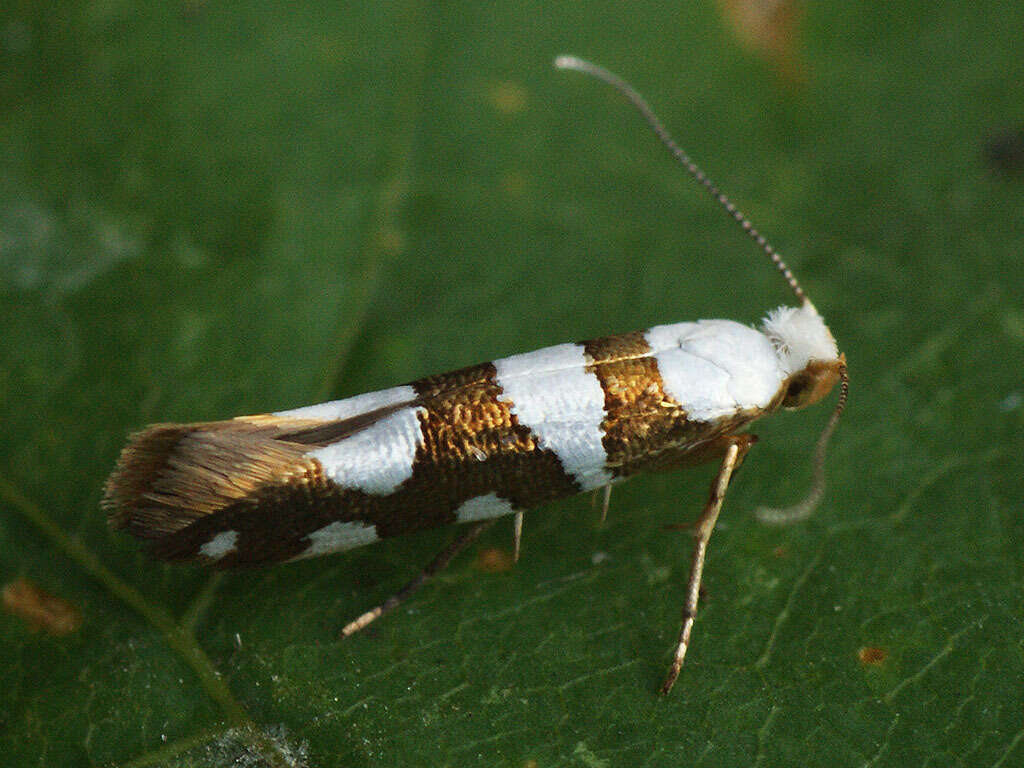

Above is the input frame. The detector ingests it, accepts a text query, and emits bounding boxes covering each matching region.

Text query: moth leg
[660,434,755,695]
[340,519,497,638]
[591,484,613,524]
[512,512,524,562]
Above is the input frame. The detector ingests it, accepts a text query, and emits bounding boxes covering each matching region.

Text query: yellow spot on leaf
[475,547,515,573]
[489,81,528,114]
[3,578,82,636]
[857,645,888,666]
[716,0,807,84]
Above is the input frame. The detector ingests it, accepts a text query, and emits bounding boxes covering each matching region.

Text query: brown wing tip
[103,423,199,534]
[103,417,321,543]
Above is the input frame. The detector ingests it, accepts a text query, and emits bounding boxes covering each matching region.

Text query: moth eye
[781,375,813,407]
[787,378,808,399]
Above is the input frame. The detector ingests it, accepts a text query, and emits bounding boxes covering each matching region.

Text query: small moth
[104,56,847,694]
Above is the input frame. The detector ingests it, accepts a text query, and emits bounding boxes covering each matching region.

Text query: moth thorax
[761,302,843,410]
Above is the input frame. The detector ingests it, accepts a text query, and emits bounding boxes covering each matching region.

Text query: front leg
[661,433,756,694]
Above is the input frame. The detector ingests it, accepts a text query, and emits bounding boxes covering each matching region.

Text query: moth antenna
[756,362,848,524]
[554,55,807,305]
[557,55,847,524]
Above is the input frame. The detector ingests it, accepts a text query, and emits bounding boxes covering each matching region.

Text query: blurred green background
[2,2,1022,766]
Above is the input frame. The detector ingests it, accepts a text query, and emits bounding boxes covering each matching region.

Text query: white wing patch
[275,384,416,421]
[647,320,784,421]
[308,406,426,495]
[198,530,239,561]
[292,520,380,560]
[494,343,612,491]
[652,346,734,422]
[454,493,518,523]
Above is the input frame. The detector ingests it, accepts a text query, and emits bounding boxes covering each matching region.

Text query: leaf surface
[2,2,1023,766]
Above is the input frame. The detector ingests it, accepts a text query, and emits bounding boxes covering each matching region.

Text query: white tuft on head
[761,302,839,375]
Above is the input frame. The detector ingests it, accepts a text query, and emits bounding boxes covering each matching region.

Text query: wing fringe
[103,416,339,540]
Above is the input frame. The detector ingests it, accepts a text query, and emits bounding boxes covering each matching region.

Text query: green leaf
[2,2,1023,766]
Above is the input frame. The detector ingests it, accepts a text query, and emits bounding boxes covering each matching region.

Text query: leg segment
[512,511,524,562]
[340,519,497,638]
[590,484,613,524]
[660,435,755,694]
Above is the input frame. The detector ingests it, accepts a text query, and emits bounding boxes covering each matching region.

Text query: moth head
[777,358,846,409]
[761,302,844,410]
[755,300,849,526]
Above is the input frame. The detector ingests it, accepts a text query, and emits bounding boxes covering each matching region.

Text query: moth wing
[102,403,416,541]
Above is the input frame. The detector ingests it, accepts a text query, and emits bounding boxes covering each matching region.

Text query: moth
[104,56,848,694]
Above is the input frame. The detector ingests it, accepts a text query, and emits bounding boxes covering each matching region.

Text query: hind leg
[340,519,496,638]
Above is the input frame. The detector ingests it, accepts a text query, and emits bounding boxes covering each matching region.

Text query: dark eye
[785,377,809,401]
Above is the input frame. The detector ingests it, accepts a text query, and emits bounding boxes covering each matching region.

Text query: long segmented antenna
[556,55,848,525]
[554,54,807,305]
[756,363,848,524]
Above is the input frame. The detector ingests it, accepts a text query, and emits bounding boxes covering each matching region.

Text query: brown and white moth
[103,56,848,694]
